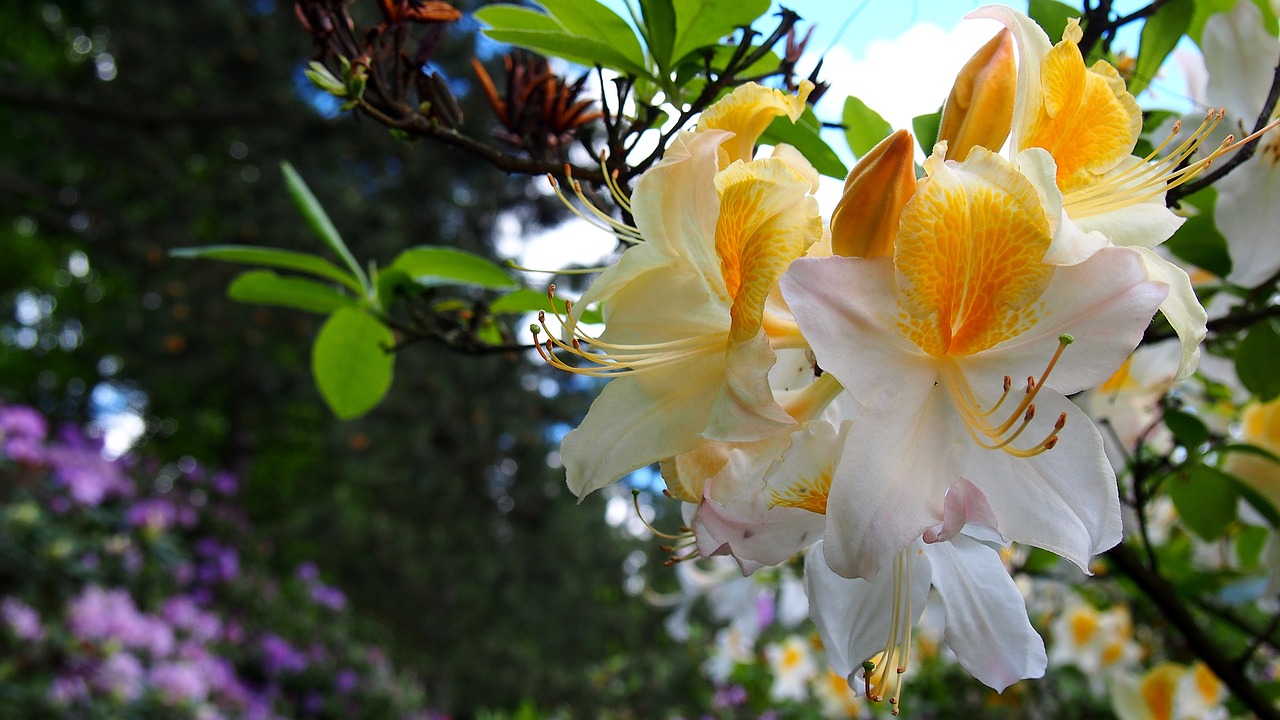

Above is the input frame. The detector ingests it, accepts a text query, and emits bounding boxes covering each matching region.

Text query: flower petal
[1132,247,1205,380]
[923,477,1000,544]
[704,332,796,442]
[1219,152,1280,288]
[927,535,1047,691]
[1202,1,1280,122]
[698,81,812,166]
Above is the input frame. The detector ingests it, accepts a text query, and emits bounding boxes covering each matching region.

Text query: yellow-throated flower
[780,145,1168,580]
[550,83,823,498]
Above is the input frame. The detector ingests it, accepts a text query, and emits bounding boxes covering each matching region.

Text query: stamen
[945,334,1074,457]
[633,490,690,540]
[599,150,633,213]
[546,173,643,244]
[864,549,915,715]
[1066,110,1280,217]
[533,285,728,378]
[504,259,611,275]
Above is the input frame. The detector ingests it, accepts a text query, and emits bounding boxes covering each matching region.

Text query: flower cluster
[0,404,440,719]
[544,6,1278,714]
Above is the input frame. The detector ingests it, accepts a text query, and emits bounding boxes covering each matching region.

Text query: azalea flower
[546,83,824,497]
[1076,340,1180,469]
[812,668,869,719]
[1223,395,1280,516]
[1047,593,1143,693]
[963,6,1231,379]
[1112,662,1227,720]
[781,145,1168,580]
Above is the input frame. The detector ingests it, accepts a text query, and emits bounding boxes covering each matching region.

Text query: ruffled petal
[1132,247,1205,380]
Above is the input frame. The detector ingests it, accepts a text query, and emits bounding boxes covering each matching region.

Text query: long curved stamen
[505,259,612,275]
[547,173,644,244]
[946,334,1073,457]
[535,286,726,377]
[865,549,915,715]
[598,150,633,213]
[1066,110,1280,217]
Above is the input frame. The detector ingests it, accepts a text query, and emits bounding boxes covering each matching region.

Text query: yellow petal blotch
[895,148,1053,357]
[1022,19,1142,193]
[699,82,812,166]
[714,158,821,344]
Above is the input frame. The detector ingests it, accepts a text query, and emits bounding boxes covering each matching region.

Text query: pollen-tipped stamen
[1067,110,1280,216]
[534,285,726,377]
[547,173,644,244]
[598,150,633,213]
[865,549,914,715]
[947,335,1074,457]
[632,490,692,541]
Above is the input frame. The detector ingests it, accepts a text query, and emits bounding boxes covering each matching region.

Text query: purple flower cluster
[0,403,443,719]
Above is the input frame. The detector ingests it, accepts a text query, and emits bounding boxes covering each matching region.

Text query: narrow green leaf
[473,4,563,33]
[1236,320,1280,401]
[670,0,771,65]
[490,287,603,324]
[761,108,848,179]
[170,245,363,293]
[639,0,676,71]
[1027,0,1080,42]
[311,306,395,419]
[842,96,893,159]
[1131,0,1193,96]
[1163,188,1232,277]
[481,28,650,77]
[227,270,353,314]
[912,110,943,156]
[388,246,519,290]
[1164,408,1209,449]
[536,0,646,70]
[280,161,369,293]
[1166,463,1239,541]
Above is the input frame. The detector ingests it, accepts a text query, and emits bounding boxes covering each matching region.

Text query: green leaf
[1027,0,1080,42]
[388,246,519,290]
[1164,408,1209,449]
[1236,523,1269,567]
[473,4,563,33]
[912,110,943,156]
[1131,0,1193,96]
[761,108,848,179]
[227,270,354,314]
[1165,463,1239,541]
[311,306,395,419]
[842,96,893,159]
[481,27,651,77]
[536,0,646,71]
[1164,188,1232,277]
[1217,445,1280,526]
[490,287,604,324]
[670,0,771,66]
[1236,319,1280,401]
[169,245,364,293]
[280,161,370,293]
[639,0,676,71]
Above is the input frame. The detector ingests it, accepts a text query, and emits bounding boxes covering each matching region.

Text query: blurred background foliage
[0,0,703,714]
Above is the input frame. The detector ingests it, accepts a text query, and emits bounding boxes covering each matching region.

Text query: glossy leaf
[480,27,651,77]
[1164,408,1209,449]
[1166,463,1239,541]
[842,95,893,160]
[1236,319,1280,402]
[474,4,565,33]
[280,162,369,293]
[639,0,676,71]
[912,109,943,156]
[388,247,519,290]
[170,245,363,293]
[670,0,771,66]
[536,0,646,70]
[312,306,396,419]
[227,270,353,314]
[1131,0,1192,96]
[761,107,848,179]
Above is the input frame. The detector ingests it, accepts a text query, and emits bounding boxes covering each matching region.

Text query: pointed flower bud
[938,28,1016,161]
[829,129,916,258]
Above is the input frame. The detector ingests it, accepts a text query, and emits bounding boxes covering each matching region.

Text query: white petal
[923,477,1001,544]
[703,332,797,443]
[1219,156,1280,288]
[805,541,932,680]
[927,535,1047,691]
[1133,247,1205,380]
[1202,1,1280,122]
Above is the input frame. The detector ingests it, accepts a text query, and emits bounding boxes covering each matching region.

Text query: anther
[1024,405,1035,423]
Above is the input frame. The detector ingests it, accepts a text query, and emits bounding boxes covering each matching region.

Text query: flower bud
[938,28,1016,161]
[830,129,916,258]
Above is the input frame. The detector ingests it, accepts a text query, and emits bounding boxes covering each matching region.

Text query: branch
[1106,543,1280,720]
[1143,301,1280,344]
[1168,59,1280,203]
